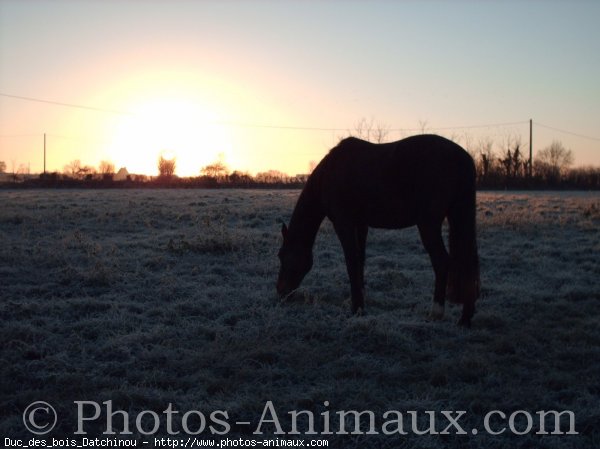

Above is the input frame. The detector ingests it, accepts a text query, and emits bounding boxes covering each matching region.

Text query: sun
[109,97,233,176]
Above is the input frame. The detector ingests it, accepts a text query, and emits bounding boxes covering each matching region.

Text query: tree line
[347,118,599,189]
[1,156,307,189]
[1,129,599,189]
[473,138,600,189]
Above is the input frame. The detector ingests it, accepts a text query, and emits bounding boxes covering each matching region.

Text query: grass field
[1,188,598,448]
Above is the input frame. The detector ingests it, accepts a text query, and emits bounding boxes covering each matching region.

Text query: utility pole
[529,119,533,177]
[43,133,46,175]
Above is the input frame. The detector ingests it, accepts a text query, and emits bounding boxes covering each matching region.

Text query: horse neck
[288,184,324,249]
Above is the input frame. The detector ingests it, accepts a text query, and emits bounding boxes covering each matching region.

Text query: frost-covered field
[1,189,598,448]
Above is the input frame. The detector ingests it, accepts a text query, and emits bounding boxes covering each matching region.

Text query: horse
[276,134,480,327]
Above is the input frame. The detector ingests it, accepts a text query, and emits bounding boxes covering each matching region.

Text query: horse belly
[365,202,416,229]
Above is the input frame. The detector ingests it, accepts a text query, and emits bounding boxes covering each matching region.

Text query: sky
[1,0,599,177]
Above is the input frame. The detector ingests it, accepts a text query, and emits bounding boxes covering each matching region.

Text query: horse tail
[446,178,480,306]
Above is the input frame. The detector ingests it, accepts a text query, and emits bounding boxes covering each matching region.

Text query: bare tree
[511,144,524,178]
[0,161,6,173]
[459,132,475,159]
[476,137,495,180]
[79,165,96,180]
[534,140,574,183]
[17,163,30,175]
[350,117,390,143]
[351,117,372,140]
[228,170,253,185]
[64,160,82,178]
[500,136,523,180]
[255,169,289,183]
[372,122,390,143]
[158,156,176,178]
[200,161,228,179]
[99,160,115,176]
[63,159,94,180]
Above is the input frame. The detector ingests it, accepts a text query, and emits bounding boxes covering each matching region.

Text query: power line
[214,120,347,132]
[0,92,348,131]
[534,121,600,142]
[2,92,598,143]
[0,133,42,138]
[178,119,530,133]
[0,93,132,115]
[0,92,531,132]
[423,121,529,131]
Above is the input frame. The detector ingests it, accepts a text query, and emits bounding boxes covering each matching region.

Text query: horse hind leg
[417,221,449,321]
[458,301,475,328]
[357,224,368,292]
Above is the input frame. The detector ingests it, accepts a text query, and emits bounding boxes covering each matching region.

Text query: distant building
[114,167,129,181]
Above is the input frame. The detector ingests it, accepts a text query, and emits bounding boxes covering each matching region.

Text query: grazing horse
[276,134,480,326]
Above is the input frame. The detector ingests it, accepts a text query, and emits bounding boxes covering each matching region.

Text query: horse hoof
[429,303,445,320]
[352,306,365,316]
[457,318,471,328]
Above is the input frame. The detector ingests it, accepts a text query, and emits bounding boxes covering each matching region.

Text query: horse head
[276,223,313,298]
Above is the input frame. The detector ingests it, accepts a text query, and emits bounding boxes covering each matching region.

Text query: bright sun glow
[109,97,234,177]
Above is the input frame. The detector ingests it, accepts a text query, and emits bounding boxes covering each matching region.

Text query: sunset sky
[1,0,599,177]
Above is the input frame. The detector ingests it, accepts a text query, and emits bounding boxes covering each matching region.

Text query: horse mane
[286,136,368,245]
[286,155,327,248]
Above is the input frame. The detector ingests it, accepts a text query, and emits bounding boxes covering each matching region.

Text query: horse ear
[281,223,288,239]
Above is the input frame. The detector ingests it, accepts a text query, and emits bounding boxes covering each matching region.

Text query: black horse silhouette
[277,134,480,326]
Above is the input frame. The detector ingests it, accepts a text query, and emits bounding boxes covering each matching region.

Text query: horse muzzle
[276,279,293,298]
[277,272,305,298]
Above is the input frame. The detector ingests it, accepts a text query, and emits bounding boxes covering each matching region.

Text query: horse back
[314,135,475,228]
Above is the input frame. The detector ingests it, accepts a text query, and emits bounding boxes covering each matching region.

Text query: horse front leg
[334,222,365,314]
